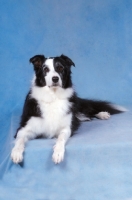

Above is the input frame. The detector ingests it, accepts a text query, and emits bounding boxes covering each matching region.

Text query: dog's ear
[60,54,75,67]
[29,55,45,68]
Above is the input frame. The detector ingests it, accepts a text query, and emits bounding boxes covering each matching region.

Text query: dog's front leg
[11,136,27,164]
[52,128,71,164]
[11,128,33,164]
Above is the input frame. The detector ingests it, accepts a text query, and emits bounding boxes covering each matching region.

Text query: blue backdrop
[0,0,132,199]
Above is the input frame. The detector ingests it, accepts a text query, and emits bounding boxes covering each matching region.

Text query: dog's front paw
[11,147,23,164]
[52,144,65,164]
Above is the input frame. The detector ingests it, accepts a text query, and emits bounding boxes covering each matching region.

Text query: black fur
[77,98,122,117]
[15,54,124,138]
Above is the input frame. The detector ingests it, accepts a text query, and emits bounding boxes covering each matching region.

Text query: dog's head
[30,54,75,88]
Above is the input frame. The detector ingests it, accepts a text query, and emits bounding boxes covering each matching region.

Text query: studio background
[0,0,132,199]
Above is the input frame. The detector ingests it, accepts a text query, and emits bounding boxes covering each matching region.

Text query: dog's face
[30,54,75,88]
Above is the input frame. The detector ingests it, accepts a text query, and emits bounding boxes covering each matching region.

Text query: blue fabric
[0,0,132,199]
[0,110,132,200]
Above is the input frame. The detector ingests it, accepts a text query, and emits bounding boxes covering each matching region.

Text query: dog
[11,54,125,164]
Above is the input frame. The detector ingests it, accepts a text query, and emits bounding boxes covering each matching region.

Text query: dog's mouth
[49,82,61,88]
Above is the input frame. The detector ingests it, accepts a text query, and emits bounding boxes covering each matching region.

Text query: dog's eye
[44,67,49,73]
[56,66,63,73]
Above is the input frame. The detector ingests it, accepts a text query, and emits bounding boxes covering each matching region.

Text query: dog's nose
[52,76,59,83]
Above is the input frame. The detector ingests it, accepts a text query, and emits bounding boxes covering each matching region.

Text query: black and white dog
[11,54,125,164]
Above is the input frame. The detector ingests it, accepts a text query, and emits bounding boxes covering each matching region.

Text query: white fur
[30,85,73,138]
[44,59,62,87]
[76,113,90,121]
[95,111,110,120]
[11,83,74,164]
[11,138,24,164]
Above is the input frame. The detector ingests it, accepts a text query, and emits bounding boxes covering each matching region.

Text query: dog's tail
[76,98,127,120]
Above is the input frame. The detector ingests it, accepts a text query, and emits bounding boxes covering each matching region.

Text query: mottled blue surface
[0,0,132,199]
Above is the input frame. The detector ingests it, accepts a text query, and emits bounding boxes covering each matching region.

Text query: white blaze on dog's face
[43,58,62,88]
[30,54,75,89]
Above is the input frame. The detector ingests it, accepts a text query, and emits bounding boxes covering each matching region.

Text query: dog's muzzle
[52,76,59,83]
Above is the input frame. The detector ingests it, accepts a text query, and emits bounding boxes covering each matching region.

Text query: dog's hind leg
[76,113,91,121]
[95,111,110,120]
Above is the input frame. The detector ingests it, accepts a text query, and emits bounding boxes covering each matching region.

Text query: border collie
[11,54,125,164]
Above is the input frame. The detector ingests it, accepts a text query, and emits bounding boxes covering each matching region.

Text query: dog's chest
[39,97,70,120]
[38,97,71,137]
[31,86,73,136]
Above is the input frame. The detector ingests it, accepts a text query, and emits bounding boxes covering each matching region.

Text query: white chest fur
[30,86,74,138]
